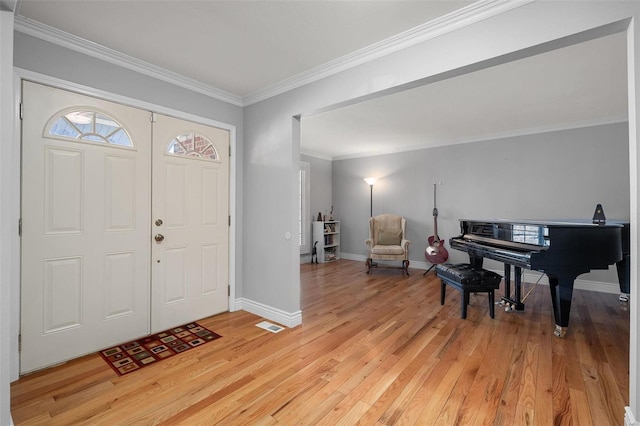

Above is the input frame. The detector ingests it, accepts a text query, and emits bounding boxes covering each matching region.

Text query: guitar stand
[423,264,437,276]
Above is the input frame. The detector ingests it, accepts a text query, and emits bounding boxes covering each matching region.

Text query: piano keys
[449,219,629,337]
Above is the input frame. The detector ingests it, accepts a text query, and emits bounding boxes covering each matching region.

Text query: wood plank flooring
[11,259,629,425]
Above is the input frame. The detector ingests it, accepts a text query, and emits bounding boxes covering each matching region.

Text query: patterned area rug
[99,322,222,376]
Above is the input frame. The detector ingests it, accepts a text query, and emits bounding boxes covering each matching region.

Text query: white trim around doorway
[10,67,239,381]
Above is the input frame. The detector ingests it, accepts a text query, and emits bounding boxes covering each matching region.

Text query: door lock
[154,234,165,242]
[155,219,163,226]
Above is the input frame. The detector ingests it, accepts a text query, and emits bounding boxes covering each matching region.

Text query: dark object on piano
[435,263,502,319]
[592,204,606,225]
[449,219,629,337]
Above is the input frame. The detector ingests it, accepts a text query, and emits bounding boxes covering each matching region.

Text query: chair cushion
[371,244,405,255]
[377,228,402,245]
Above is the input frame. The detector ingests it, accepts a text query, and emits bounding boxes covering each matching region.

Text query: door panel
[151,114,229,332]
[20,81,151,373]
[103,251,136,319]
[44,147,83,233]
[165,162,187,226]
[104,155,136,231]
[43,256,82,333]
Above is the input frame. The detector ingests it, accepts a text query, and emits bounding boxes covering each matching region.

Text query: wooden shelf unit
[312,220,340,263]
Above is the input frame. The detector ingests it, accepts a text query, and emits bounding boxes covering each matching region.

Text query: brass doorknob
[154,234,165,242]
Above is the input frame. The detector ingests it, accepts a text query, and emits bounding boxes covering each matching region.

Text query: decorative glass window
[48,110,133,147]
[167,133,218,160]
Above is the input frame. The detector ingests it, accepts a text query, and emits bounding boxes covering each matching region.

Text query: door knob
[154,234,165,242]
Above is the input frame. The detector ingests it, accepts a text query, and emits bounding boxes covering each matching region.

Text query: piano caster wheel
[553,325,567,338]
[619,293,629,303]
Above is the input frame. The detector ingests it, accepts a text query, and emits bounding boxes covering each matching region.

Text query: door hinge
[18,218,21,236]
[19,102,23,120]
[229,145,231,157]
[228,215,231,226]
[18,334,22,352]
[150,112,157,123]
[228,285,230,296]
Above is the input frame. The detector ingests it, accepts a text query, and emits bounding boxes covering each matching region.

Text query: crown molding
[13,15,244,107]
[242,0,535,106]
[300,149,333,161]
[13,0,532,108]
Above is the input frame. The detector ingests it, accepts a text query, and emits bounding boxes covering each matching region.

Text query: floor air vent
[256,321,285,333]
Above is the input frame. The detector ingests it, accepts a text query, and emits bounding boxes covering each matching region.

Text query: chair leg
[440,280,446,305]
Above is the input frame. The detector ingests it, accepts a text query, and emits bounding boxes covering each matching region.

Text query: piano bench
[435,263,502,319]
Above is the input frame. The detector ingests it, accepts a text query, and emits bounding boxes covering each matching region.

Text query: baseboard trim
[625,406,638,426]
[340,253,623,294]
[235,297,302,328]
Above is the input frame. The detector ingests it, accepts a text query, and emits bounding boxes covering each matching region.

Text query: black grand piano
[450,219,630,337]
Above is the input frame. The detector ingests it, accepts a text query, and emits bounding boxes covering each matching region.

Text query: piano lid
[459,218,626,228]
[458,219,626,250]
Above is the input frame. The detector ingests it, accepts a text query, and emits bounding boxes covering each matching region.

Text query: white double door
[20,81,229,373]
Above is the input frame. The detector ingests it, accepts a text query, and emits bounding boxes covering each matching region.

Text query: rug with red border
[99,322,222,376]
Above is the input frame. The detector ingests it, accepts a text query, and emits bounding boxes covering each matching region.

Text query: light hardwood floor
[11,259,629,425]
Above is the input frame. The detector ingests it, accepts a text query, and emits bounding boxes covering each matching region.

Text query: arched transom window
[48,110,133,147]
[167,133,218,160]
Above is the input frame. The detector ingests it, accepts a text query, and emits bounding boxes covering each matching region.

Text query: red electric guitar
[424,183,449,275]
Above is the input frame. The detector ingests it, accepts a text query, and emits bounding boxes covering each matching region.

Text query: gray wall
[300,154,332,257]
[334,122,630,283]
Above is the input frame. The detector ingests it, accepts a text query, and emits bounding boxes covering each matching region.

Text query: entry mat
[99,322,222,376]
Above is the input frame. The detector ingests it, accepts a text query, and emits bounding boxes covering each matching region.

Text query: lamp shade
[364,177,377,186]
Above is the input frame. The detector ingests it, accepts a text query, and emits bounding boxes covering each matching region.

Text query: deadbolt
[155,219,163,226]
[154,234,165,242]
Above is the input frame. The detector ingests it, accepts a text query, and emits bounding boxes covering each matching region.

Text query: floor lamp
[364,177,377,217]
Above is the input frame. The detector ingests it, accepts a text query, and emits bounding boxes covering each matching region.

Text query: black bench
[435,263,502,319]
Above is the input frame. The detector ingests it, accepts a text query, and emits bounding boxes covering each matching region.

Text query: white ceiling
[13,1,628,160]
[16,0,472,97]
[302,31,628,159]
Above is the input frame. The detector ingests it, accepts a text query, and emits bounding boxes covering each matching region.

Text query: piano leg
[547,273,577,338]
[616,255,630,302]
[469,255,483,269]
[504,265,511,303]
[514,266,522,304]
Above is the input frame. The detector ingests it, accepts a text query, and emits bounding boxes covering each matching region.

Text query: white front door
[151,113,229,332]
[20,81,151,373]
[20,83,231,373]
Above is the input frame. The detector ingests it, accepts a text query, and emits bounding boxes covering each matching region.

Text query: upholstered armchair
[365,214,410,275]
